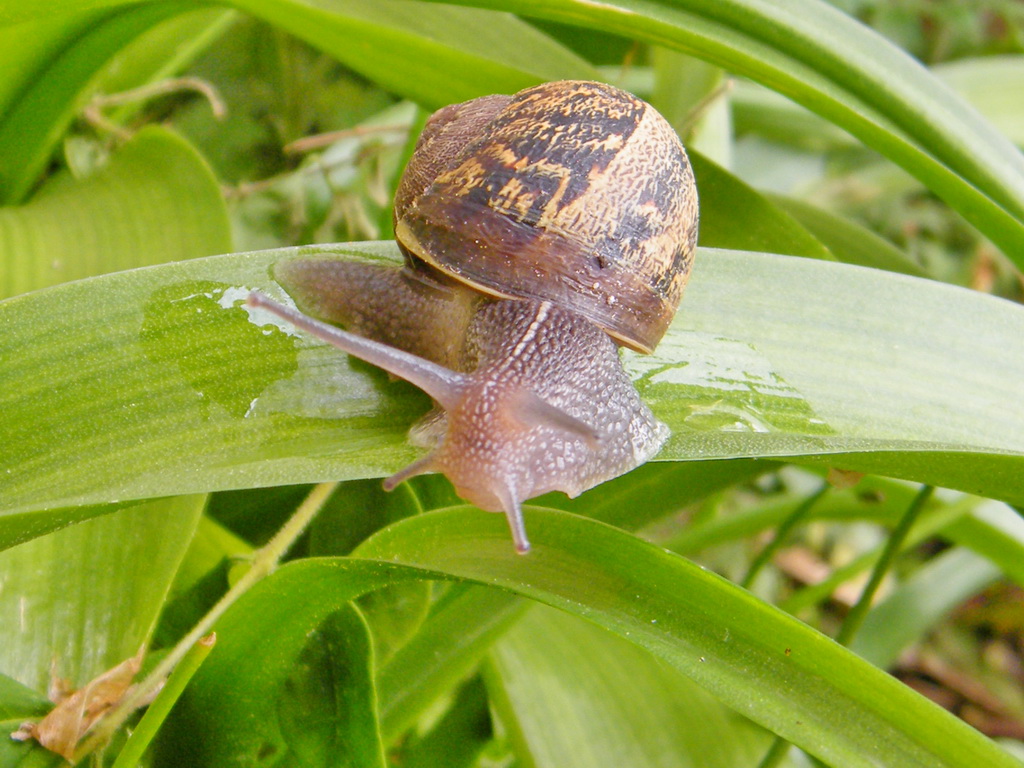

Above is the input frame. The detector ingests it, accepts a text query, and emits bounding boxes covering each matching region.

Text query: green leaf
[0,674,49,720]
[92,7,236,106]
[305,480,433,666]
[935,55,1024,148]
[689,150,833,259]
[8,0,1022,260]
[488,605,767,767]
[276,605,386,768]
[0,673,53,765]
[160,508,1021,768]
[0,3,185,202]
[155,599,385,766]
[770,194,927,276]
[3,245,1023,548]
[229,0,598,108]
[665,476,1024,607]
[377,585,526,743]
[0,0,593,204]
[393,675,493,768]
[0,495,204,693]
[0,126,230,298]
[376,465,767,744]
[943,502,1024,588]
[851,547,1002,670]
[533,459,770,530]
[110,632,216,768]
[730,79,857,152]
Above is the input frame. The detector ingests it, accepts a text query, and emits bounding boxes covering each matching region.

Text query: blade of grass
[108,633,216,768]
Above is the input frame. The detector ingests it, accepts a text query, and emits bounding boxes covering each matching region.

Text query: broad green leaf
[158,509,1021,768]
[0,495,203,693]
[2,244,1023,547]
[375,464,768,743]
[641,249,1023,493]
[276,605,386,768]
[0,126,230,298]
[488,605,767,767]
[0,3,185,203]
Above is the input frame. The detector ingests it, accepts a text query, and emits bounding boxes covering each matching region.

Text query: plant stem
[836,485,934,646]
[742,481,830,589]
[755,483,934,767]
[73,481,338,762]
[109,633,216,768]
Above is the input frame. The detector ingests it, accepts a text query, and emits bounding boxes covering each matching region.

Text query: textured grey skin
[445,299,669,506]
[269,260,669,553]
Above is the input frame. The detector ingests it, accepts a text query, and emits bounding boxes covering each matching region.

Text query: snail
[248,80,698,553]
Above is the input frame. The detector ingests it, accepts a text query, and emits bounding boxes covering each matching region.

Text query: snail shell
[395,80,698,354]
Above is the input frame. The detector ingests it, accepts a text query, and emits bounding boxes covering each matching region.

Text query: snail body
[250,80,697,553]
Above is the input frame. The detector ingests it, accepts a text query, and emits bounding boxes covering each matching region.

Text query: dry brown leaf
[11,646,145,761]
[826,467,865,490]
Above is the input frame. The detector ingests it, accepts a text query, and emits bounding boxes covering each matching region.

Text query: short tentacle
[383,453,438,492]
[494,480,531,554]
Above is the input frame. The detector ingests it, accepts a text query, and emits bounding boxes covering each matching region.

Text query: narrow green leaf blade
[229,0,598,108]
[770,194,926,276]
[851,548,1002,670]
[161,509,1022,768]
[690,150,833,260]
[2,245,1023,541]
[110,632,216,768]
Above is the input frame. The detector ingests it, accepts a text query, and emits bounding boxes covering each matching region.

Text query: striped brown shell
[394,80,698,354]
